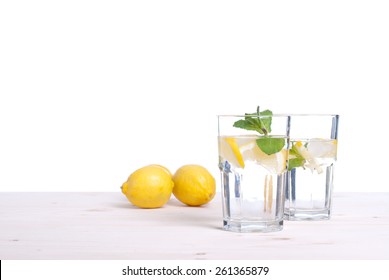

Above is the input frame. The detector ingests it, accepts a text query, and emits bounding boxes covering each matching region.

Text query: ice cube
[307,139,337,158]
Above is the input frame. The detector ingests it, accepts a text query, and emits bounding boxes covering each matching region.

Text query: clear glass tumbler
[217,113,290,232]
[284,114,339,221]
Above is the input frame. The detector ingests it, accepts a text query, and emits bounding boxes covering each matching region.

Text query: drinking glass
[284,114,339,221]
[217,114,290,232]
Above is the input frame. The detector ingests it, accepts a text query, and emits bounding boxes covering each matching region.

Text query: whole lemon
[173,165,216,206]
[121,164,174,208]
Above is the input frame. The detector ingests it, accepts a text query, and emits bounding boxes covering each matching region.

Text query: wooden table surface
[0,192,388,260]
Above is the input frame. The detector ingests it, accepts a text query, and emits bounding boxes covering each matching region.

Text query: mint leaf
[288,158,305,171]
[233,119,264,134]
[256,137,285,155]
[257,109,272,134]
[233,108,273,135]
[289,145,301,157]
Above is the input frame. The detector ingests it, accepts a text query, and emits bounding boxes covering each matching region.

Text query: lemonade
[217,111,290,232]
[285,138,338,220]
[282,113,339,221]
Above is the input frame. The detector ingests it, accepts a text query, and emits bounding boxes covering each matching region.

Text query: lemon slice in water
[223,137,245,168]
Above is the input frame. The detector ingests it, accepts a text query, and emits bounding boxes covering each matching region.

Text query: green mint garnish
[233,106,284,155]
[288,157,305,170]
[256,137,285,155]
[288,143,306,170]
[233,107,272,135]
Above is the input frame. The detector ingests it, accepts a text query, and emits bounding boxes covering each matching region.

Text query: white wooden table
[1,192,388,260]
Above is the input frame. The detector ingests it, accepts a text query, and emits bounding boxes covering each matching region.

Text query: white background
[1,0,388,192]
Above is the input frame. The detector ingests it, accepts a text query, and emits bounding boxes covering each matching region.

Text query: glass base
[223,219,283,233]
[284,209,330,221]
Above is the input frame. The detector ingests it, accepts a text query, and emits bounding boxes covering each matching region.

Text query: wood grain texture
[0,192,388,260]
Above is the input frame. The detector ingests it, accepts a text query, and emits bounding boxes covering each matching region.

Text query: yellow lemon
[172,165,216,206]
[121,164,174,208]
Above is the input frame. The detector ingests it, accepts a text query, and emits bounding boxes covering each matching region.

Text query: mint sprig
[288,143,306,170]
[233,106,285,155]
[233,107,272,134]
